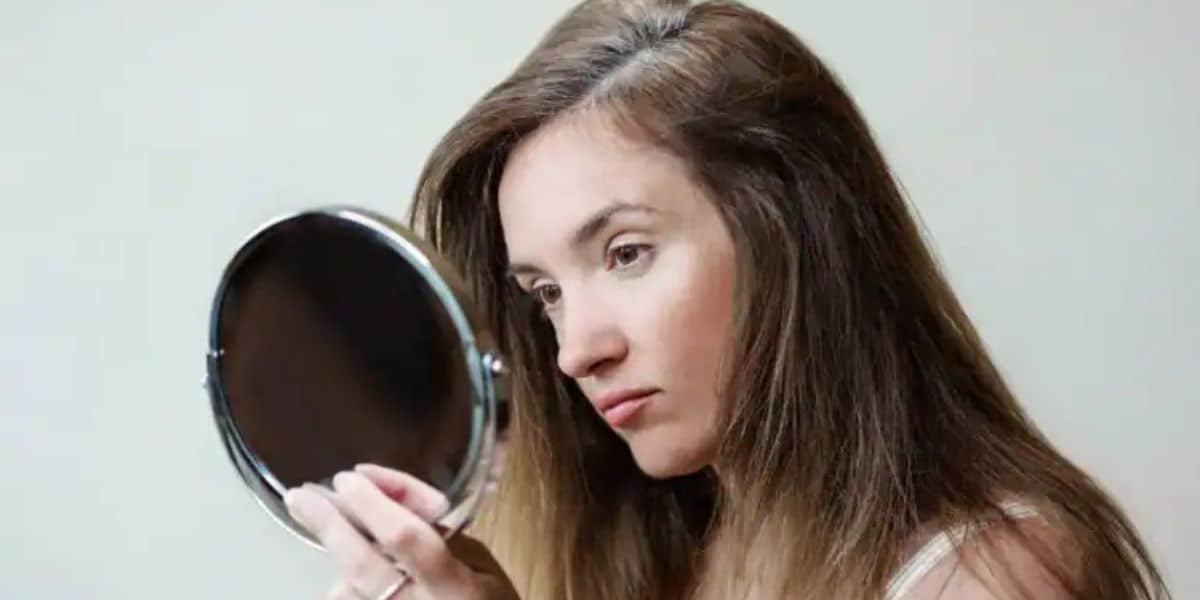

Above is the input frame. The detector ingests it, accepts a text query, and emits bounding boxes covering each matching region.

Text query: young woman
[282,1,1170,598]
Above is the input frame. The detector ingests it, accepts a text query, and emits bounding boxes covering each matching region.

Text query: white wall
[1,1,1195,597]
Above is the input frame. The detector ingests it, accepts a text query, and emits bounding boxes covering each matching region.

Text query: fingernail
[283,488,308,523]
[332,472,349,491]
[302,481,326,494]
[304,481,339,504]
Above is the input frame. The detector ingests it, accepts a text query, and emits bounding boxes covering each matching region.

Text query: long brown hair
[408,1,1168,598]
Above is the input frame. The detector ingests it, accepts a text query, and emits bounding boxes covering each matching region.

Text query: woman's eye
[607,243,652,270]
[531,284,562,308]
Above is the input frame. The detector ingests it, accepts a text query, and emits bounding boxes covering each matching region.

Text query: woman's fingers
[283,485,407,599]
[324,579,359,600]
[330,471,461,583]
[354,463,450,521]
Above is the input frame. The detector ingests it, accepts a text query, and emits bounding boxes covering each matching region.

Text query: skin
[280,110,1068,598]
[498,109,738,478]
[281,110,738,598]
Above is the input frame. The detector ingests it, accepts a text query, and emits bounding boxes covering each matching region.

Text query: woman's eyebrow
[569,200,659,248]
[505,263,542,279]
[505,200,659,279]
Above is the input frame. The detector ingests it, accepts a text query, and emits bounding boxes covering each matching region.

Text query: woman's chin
[629,441,714,480]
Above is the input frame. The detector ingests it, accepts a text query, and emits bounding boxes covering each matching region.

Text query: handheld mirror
[203,206,509,549]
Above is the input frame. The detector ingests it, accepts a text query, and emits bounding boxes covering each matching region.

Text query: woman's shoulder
[890,500,1076,600]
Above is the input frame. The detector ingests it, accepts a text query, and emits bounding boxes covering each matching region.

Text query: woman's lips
[602,392,655,427]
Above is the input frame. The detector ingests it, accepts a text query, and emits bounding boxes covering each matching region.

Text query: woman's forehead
[497,114,696,246]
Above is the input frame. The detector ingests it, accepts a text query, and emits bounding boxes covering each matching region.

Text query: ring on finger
[371,568,411,600]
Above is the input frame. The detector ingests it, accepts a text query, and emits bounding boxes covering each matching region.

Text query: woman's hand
[283,463,518,600]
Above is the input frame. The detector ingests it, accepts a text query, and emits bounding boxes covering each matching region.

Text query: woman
[282,1,1170,598]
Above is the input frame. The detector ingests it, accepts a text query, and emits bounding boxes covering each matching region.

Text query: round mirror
[204,206,508,549]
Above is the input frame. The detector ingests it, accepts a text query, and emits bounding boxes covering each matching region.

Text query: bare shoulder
[904,516,1077,600]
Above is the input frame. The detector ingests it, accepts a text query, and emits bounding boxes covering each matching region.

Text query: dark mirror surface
[213,213,474,493]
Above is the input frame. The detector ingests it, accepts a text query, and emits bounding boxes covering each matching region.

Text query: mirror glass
[205,207,504,546]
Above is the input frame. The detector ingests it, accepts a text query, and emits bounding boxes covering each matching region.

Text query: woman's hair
[408,1,1168,598]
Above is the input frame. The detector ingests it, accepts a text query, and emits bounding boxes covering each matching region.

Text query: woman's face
[498,109,737,478]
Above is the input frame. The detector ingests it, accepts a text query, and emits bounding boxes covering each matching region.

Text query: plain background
[2,1,1196,597]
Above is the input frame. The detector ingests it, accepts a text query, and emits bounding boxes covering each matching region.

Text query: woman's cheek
[651,265,698,342]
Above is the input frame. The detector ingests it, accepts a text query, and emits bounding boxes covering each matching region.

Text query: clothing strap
[884,500,1040,600]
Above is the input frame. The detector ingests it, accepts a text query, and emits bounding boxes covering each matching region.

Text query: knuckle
[415,538,455,577]
[344,546,379,583]
[377,522,452,575]
[378,522,421,552]
[384,520,422,549]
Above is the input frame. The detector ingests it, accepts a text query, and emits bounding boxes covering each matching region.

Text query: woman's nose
[555,303,627,379]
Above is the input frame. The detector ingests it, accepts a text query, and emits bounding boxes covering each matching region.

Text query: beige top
[884,500,1041,600]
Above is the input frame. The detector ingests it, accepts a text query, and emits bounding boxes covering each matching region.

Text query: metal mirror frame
[203,206,508,549]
